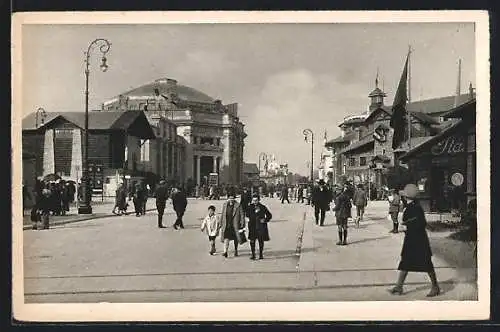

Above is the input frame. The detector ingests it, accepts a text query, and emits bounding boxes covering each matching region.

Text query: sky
[21,22,475,175]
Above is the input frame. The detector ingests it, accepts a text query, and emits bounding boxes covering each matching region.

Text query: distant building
[101,78,247,187]
[242,163,260,186]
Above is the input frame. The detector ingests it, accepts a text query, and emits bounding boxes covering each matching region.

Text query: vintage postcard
[11,11,490,322]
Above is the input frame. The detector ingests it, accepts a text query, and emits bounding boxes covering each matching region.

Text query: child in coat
[201,205,221,255]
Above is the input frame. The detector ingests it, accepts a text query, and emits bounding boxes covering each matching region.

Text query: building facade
[324,78,475,192]
[400,99,476,213]
[102,78,247,187]
[22,111,161,197]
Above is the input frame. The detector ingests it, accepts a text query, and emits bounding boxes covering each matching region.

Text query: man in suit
[172,186,188,229]
[219,190,246,257]
[155,180,169,228]
[281,185,290,204]
[311,179,333,226]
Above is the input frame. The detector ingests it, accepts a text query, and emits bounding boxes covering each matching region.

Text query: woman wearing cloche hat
[389,183,441,297]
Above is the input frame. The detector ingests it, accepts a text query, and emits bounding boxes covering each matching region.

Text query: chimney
[454,59,462,107]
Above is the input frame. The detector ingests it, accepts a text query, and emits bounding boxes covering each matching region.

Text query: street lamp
[35,107,47,128]
[78,38,111,215]
[303,128,314,182]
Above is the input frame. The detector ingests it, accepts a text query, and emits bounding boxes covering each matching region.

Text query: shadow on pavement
[401,278,456,296]
[347,235,392,245]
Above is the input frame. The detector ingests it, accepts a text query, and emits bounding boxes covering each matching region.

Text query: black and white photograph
[12,11,489,321]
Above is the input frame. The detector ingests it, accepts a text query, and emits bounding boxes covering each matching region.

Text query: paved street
[23,198,477,303]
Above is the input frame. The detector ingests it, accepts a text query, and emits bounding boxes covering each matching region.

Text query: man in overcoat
[155,180,169,228]
[172,186,188,229]
[311,179,333,226]
[219,191,246,257]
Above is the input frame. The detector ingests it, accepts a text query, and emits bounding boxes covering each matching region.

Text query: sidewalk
[22,200,157,230]
[297,201,477,300]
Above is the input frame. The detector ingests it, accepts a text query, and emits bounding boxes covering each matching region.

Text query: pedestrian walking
[246,194,272,260]
[281,185,290,204]
[171,186,187,229]
[155,180,169,228]
[219,190,246,258]
[201,205,221,255]
[389,183,440,297]
[352,184,368,228]
[333,186,352,245]
[32,188,51,230]
[131,182,144,217]
[142,183,150,215]
[388,188,402,233]
[240,187,251,215]
[112,182,127,215]
[311,179,333,226]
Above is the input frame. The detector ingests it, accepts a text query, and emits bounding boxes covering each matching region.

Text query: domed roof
[368,87,386,97]
[121,78,216,104]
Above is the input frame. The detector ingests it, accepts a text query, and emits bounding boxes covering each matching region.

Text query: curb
[23,208,158,231]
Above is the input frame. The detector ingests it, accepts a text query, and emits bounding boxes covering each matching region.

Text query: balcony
[193,143,224,152]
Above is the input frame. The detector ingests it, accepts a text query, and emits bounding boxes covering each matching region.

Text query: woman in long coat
[219,191,245,258]
[246,194,272,260]
[390,183,440,297]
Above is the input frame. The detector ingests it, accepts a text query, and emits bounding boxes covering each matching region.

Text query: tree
[384,165,414,190]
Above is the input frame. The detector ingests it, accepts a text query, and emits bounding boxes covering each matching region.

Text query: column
[196,155,201,186]
[43,128,55,175]
[213,156,217,173]
[70,128,82,181]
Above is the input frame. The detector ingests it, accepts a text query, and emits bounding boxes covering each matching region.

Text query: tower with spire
[368,68,387,112]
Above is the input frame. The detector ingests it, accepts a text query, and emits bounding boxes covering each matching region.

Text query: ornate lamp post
[78,38,111,215]
[303,129,314,182]
[35,107,47,128]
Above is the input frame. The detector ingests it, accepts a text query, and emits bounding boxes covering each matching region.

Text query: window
[382,149,386,155]
[349,157,356,167]
[360,157,367,166]
[140,139,150,162]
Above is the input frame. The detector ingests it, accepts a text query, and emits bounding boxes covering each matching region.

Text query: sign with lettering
[430,135,465,156]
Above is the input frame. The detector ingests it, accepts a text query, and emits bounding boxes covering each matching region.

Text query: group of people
[29,179,77,230]
[263,179,441,297]
[200,189,272,260]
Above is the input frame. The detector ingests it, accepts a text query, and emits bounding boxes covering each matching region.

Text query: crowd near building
[22,77,246,204]
[318,72,476,214]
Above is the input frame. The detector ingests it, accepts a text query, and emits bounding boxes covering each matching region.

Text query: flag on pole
[389,52,409,149]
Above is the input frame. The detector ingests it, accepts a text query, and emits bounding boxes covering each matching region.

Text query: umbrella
[43,173,61,182]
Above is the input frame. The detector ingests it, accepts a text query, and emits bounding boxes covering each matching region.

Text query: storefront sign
[431,136,465,156]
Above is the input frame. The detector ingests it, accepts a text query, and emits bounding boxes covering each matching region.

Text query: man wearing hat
[219,189,246,257]
[333,185,352,245]
[390,183,440,297]
[311,179,333,226]
[155,180,169,228]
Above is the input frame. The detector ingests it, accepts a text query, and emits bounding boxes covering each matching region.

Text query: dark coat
[240,191,251,212]
[333,192,351,219]
[312,186,333,209]
[155,184,169,204]
[220,201,246,243]
[246,203,272,241]
[172,190,188,212]
[398,200,434,272]
[352,189,368,207]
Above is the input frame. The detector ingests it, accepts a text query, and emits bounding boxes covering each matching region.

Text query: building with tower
[101,78,247,187]
[324,72,475,201]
